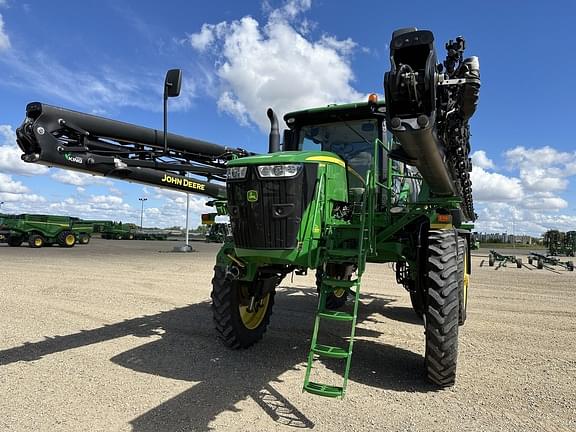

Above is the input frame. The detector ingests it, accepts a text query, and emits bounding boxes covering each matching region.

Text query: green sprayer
[16,28,480,396]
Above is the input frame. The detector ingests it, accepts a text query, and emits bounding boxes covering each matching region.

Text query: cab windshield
[299,119,378,188]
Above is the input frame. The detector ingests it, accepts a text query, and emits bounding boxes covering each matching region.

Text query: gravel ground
[0,239,574,432]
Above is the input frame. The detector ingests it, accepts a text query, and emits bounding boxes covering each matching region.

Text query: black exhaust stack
[267,108,280,153]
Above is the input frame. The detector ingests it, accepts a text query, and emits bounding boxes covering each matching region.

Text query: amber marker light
[437,214,451,223]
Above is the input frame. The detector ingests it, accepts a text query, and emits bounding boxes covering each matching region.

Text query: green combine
[100,221,137,240]
[0,214,93,247]
[16,28,480,396]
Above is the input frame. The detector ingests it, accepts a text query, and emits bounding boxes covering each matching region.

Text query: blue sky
[1,0,575,234]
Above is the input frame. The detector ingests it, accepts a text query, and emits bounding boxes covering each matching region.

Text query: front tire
[28,233,45,248]
[211,266,275,349]
[425,230,460,387]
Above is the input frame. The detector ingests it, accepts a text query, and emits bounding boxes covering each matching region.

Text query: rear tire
[315,268,348,310]
[211,266,275,348]
[425,229,460,387]
[488,253,495,267]
[537,259,544,269]
[57,230,76,248]
[516,258,522,268]
[28,233,45,248]
[567,261,574,272]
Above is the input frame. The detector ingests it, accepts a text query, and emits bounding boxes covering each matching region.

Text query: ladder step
[322,278,358,288]
[312,344,350,359]
[303,381,344,398]
[318,310,355,321]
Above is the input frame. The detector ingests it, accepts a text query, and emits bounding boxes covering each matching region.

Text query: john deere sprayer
[15,28,480,397]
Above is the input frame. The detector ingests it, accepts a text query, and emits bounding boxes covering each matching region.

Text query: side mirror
[163,69,182,153]
[164,69,182,98]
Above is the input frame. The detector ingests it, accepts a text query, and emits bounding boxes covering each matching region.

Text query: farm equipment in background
[100,221,138,240]
[528,252,574,271]
[16,28,480,396]
[202,213,230,243]
[543,229,576,257]
[0,213,93,247]
[205,224,230,243]
[566,231,576,257]
[134,228,170,240]
[487,250,523,268]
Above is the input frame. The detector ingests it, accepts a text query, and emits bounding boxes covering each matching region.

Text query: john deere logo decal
[247,190,258,202]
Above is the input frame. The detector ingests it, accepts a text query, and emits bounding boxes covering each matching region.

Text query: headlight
[257,164,302,178]
[227,166,248,179]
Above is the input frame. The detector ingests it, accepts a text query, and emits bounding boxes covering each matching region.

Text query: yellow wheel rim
[239,291,270,330]
[65,234,75,246]
[463,250,469,308]
[34,238,42,247]
[333,288,346,298]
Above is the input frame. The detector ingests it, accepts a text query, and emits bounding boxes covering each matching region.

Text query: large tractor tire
[57,230,77,248]
[488,253,495,267]
[537,259,544,269]
[315,268,348,310]
[28,233,45,248]
[211,266,275,349]
[425,229,460,387]
[457,237,469,326]
[7,236,23,247]
[516,258,523,269]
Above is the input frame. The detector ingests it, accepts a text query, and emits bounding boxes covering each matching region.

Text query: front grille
[227,164,318,249]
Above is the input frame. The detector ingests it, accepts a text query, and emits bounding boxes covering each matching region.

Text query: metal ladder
[302,197,369,398]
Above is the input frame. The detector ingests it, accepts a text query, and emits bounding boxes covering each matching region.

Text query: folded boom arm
[16,103,252,199]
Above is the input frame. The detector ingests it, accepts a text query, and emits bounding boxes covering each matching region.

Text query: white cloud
[470,166,523,202]
[50,169,111,187]
[269,0,312,21]
[519,194,568,210]
[0,13,10,51]
[0,192,46,204]
[469,146,576,235]
[474,201,576,235]
[188,3,362,131]
[471,150,494,170]
[0,172,28,193]
[0,125,49,176]
[505,145,576,193]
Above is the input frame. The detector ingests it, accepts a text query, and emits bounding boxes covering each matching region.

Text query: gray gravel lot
[1,240,574,432]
